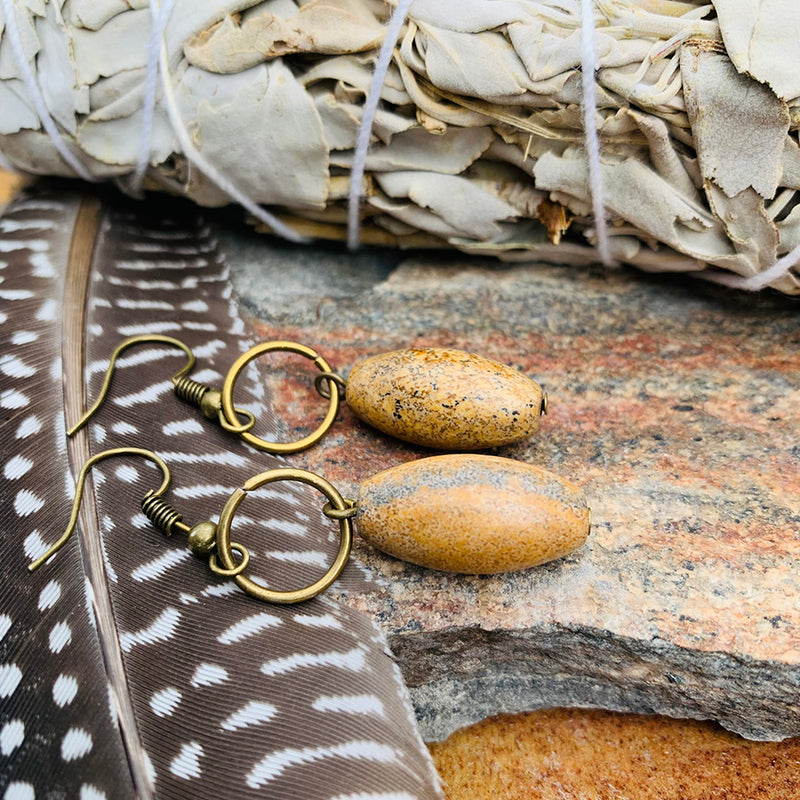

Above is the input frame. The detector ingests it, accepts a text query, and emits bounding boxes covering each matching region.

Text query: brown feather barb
[0,189,442,799]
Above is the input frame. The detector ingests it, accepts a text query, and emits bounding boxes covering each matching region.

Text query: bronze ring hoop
[221,341,341,453]
[215,468,354,604]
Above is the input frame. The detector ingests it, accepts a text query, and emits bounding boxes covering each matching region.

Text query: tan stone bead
[356,454,590,574]
[346,348,545,450]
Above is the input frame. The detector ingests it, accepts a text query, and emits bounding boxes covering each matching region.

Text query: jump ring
[314,371,347,400]
[218,407,256,434]
[215,468,353,605]
[208,543,250,577]
[221,341,341,453]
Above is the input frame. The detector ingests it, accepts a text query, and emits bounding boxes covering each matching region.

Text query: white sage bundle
[1,0,799,293]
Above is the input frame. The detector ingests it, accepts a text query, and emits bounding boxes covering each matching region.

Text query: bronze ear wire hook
[29,447,355,605]
[28,447,173,572]
[68,334,257,438]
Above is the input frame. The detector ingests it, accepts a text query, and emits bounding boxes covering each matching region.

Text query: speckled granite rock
[223,225,800,742]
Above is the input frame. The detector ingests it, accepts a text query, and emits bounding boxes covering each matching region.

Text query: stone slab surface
[223,225,800,741]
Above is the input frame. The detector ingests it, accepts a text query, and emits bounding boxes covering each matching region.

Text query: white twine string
[131,0,177,190]
[0,0,95,182]
[139,0,308,242]
[347,0,414,250]
[699,243,800,291]
[579,0,613,267]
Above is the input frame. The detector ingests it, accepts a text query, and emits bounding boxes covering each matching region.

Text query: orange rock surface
[429,709,800,800]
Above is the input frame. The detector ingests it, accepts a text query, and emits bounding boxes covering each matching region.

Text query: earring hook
[28,447,172,572]
[68,335,195,436]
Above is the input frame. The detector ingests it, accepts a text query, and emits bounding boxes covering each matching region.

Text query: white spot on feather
[1,354,36,378]
[14,489,44,517]
[115,464,139,483]
[79,785,107,800]
[247,740,400,788]
[217,612,282,644]
[312,694,385,716]
[0,665,22,698]
[49,621,72,653]
[220,701,278,731]
[184,322,217,332]
[38,580,61,610]
[15,414,42,438]
[0,289,33,300]
[116,298,174,311]
[4,455,33,479]
[294,613,343,630]
[30,252,56,278]
[174,483,234,499]
[111,421,138,435]
[170,742,203,779]
[191,663,228,687]
[0,238,47,252]
[1,389,29,409]
[53,674,79,707]
[144,750,157,784]
[10,330,38,345]
[131,549,190,582]
[37,298,57,321]
[117,321,182,336]
[260,647,367,677]
[114,382,171,406]
[61,728,92,760]
[0,615,11,642]
[150,687,182,717]
[0,720,25,755]
[119,607,181,652]
[193,340,226,359]
[265,550,329,567]
[162,418,204,436]
[24,531,48,562]
[182,299,209,312]
[0,216,55,233]
[3,782,35,800]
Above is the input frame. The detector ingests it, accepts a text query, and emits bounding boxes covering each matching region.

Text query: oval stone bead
[346,348,545,450]
[356,454,590,574]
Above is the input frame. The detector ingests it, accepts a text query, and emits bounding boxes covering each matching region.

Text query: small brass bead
[187,521,218,555]
[199,388,223,420]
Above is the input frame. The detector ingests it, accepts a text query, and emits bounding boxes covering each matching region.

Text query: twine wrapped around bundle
[1,0,799,294]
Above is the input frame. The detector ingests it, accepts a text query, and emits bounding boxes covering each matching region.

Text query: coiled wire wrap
[141,491,185,536]
[172,375,208,407]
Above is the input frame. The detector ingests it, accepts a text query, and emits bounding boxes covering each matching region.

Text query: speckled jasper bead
[346,348,546,450]
[356,454,591,574]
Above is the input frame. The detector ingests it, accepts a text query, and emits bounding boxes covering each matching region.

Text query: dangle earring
[72,335,548,453]
[29,447,354,605]
[30,449,590,591]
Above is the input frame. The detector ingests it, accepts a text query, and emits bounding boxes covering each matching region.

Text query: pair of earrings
[32,336,590,604]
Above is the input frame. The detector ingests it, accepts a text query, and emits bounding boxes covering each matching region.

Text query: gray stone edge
[389,624,800,742]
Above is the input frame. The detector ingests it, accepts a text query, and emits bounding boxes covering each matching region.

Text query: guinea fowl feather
[0,189,442,800]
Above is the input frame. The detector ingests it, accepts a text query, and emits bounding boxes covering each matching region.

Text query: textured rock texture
[224,224,800,742]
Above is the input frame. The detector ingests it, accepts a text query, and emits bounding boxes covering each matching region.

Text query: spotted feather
[0,188,442,800]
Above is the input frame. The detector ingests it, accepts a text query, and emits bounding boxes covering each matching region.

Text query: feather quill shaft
[62,196,155,800]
